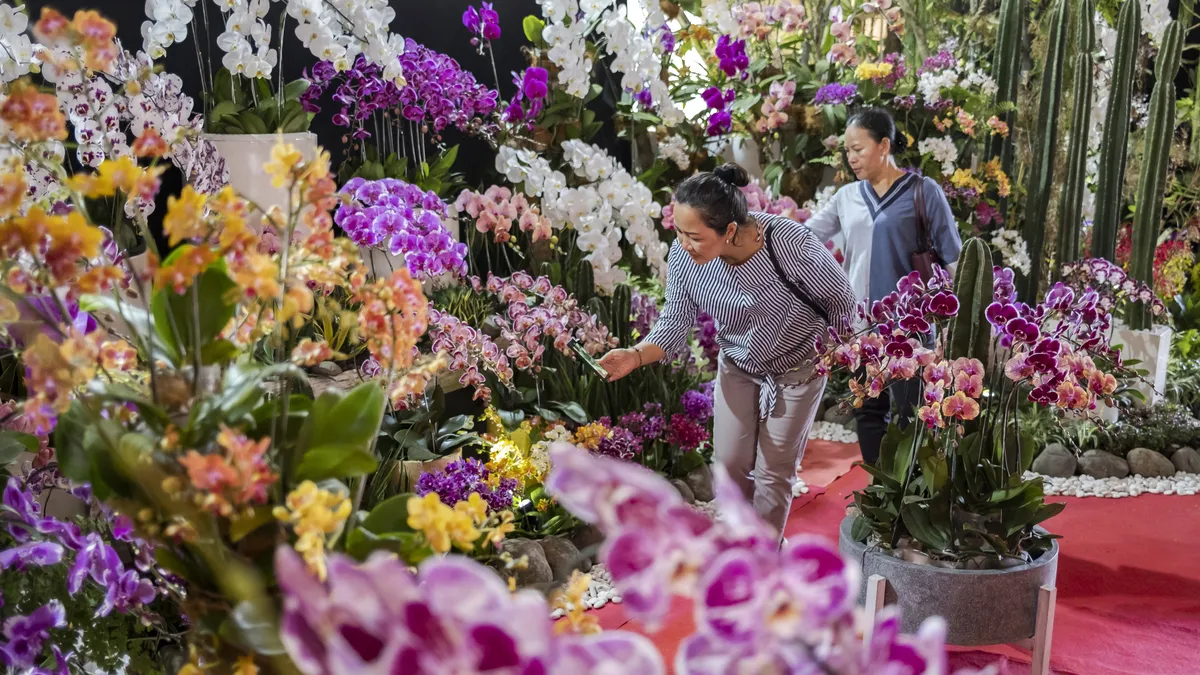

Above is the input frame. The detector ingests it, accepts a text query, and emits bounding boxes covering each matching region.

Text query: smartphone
[568,338,610,380]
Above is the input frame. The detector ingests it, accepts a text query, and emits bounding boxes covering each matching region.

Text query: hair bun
[892,129,909,154]
[713,163,751,188]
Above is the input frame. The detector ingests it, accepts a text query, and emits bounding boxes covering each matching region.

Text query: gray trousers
[712,356,826,536]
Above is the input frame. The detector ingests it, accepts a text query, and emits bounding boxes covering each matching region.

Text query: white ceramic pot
[201,132,319,223]
[1112,324,1173,407]
[720,137,764,179]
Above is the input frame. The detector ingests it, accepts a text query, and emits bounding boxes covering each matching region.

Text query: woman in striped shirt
[599,163,857,538]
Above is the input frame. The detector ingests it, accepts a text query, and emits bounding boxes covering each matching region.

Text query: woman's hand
[598,348,641,381]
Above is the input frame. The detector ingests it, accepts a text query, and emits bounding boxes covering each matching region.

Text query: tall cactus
[1055,0,1096,273]
[610,283,633,347]
[1129,21,1184,330]
[1020,0,1070,299]
[575,262,595,305]
[1090,0,1141,260]
[989,0,1024,199]
[947,238,995,363]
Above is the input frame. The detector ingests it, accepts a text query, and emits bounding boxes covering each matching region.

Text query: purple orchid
[415,458,517,513]
[0,540,64,570]
[814,82,858,106]
[714,35,750,78]
[274,547,665,674]
[0,601,66,670]
[463,3,501,41]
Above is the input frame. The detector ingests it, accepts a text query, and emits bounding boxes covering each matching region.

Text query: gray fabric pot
[838,515,1059,646]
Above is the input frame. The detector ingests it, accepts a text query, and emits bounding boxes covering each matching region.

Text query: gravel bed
[1025,471,1200,497]
[811,421,858,444]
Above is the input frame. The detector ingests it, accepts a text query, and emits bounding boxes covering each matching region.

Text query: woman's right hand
[598,348,640,381]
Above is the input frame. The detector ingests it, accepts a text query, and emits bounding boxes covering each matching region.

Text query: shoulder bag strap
[913,177,934,254]
[764,223,830,326]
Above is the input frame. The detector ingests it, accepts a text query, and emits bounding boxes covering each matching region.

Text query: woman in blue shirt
[598,163,857,539]
[805,107,963,464]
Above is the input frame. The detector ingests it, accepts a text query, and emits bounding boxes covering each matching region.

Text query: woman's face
[844,124,890,181]
[673,203,733,265]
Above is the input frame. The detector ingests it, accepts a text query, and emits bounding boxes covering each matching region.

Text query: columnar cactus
[1055,0,1096,273]
[1020,0,1069,299]
[1129,21,1184,330]
[1090,0,1141,261]
[575,262,595,305]
[989,0,1024,199]
[948,238,995,363]
[609,283,633,347]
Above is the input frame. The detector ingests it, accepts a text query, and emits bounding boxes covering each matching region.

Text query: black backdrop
[27,0,629,250]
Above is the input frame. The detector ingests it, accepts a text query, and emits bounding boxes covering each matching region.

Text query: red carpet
[597,441,1200,675]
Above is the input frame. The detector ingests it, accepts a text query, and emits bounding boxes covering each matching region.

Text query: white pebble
[1025,470,1200,499]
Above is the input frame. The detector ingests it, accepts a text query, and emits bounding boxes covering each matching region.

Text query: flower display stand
[839,517,1059,674]
[1113,324,1172,406]
[202,132,318,225]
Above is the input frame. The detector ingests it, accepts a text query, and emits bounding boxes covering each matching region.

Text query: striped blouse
[643,211,857,418]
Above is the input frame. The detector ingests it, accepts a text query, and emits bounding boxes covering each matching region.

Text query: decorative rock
[1025,470,1200,498]
[669,478,696,504]
[845,417,858,432]
[1031,443,1077,478]
[1127,448,1176,478]
[810,421,860,444]
[823,403,854,425]
[311,361,342,377]
[539,535,591,584]
[683,464,715,502]
[500,538,553,587]
[569,524,605,562]
[1078,450,1129,479]
[1171,447,1200,474]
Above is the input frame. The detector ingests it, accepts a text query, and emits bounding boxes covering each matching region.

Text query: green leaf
[293,382,385,481]
[229,509,276,542]
[209,100,243,124]
[282,78,312,102]
[200,339,240,365]
[344,528,430,561]
[150,254,238,365]
[296,443,378,482]
[0,430,37,465]
[431,145,459,175]
[54,401,95,484]
[360,493,415,533]
[497,409,525,431]
[437,414,475,437]
[916,439,949,492]
[522,15,547,44]
[550,401,589,425]
[222,600,286,655]
[80,293,179,364]
[849,513,874,541]
[900,501,951,551]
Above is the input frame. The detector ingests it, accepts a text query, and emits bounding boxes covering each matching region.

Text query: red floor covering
[594,440,1200,675]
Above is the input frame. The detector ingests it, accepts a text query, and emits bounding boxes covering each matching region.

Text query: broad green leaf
[54,401,95,484]
[551,401,589,425]
[200,339,240,365]
[150,254,238,364]
[222,600,286,655]
[900,501,951,551]
[360,493,415,533]
[437,414,474,437]
[849,513,874,541]
[80,293,179,364]
[522,15,546,44]
[282,78,312,102]
[296,443,377,482]
[0,430,37,465]
[344,528,430,562]
[229,509,277,543]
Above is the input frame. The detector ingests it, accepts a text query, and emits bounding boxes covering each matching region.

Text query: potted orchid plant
[815,238,1148,643]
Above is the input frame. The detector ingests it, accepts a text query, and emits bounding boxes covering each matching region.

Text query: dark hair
[847,106,907,154]
[674,163,751,232]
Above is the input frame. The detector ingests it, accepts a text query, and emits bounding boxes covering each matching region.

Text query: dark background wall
[28,0,628,249]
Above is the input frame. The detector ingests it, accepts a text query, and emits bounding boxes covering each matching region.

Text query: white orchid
[918,136,959,176]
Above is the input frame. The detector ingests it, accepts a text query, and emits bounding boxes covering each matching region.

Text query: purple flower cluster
[618,403,667,445]
[428,308,513,402]
[630,290,659,338]
[893,94,917,109]
[275,547,664,674]
[335,177,468,280]
[502,67,550,128]
[2,477,158,620]
[694,311,720,364]
[919,50,957,74]
[813,82,857,106]
[0,600,70,673]
[415,458,517,513]
[595,427,643,461]
[545,446,952,671]
[701,87,735,136]
[462,2,501,41]
[471,273,618,368]
[657,24,676,54]
[303,43,499,137]
[680,389,714,422]
[715,35,749,78]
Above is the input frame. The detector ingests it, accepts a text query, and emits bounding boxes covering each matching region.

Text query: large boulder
[683,464,715,502]
[1078,450,1129,479]
[1031,443,1077,478]
[670,478,696,504]
[1171,447,1200,474]
[569,524,605,563]
[1127,447,1176,478]
[499,538,553,587]
[539,535,591,583]
[824,403,854,425]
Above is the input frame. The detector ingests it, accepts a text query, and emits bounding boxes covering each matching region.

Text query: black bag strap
[913,178,933,254]
[763,223,831,326]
